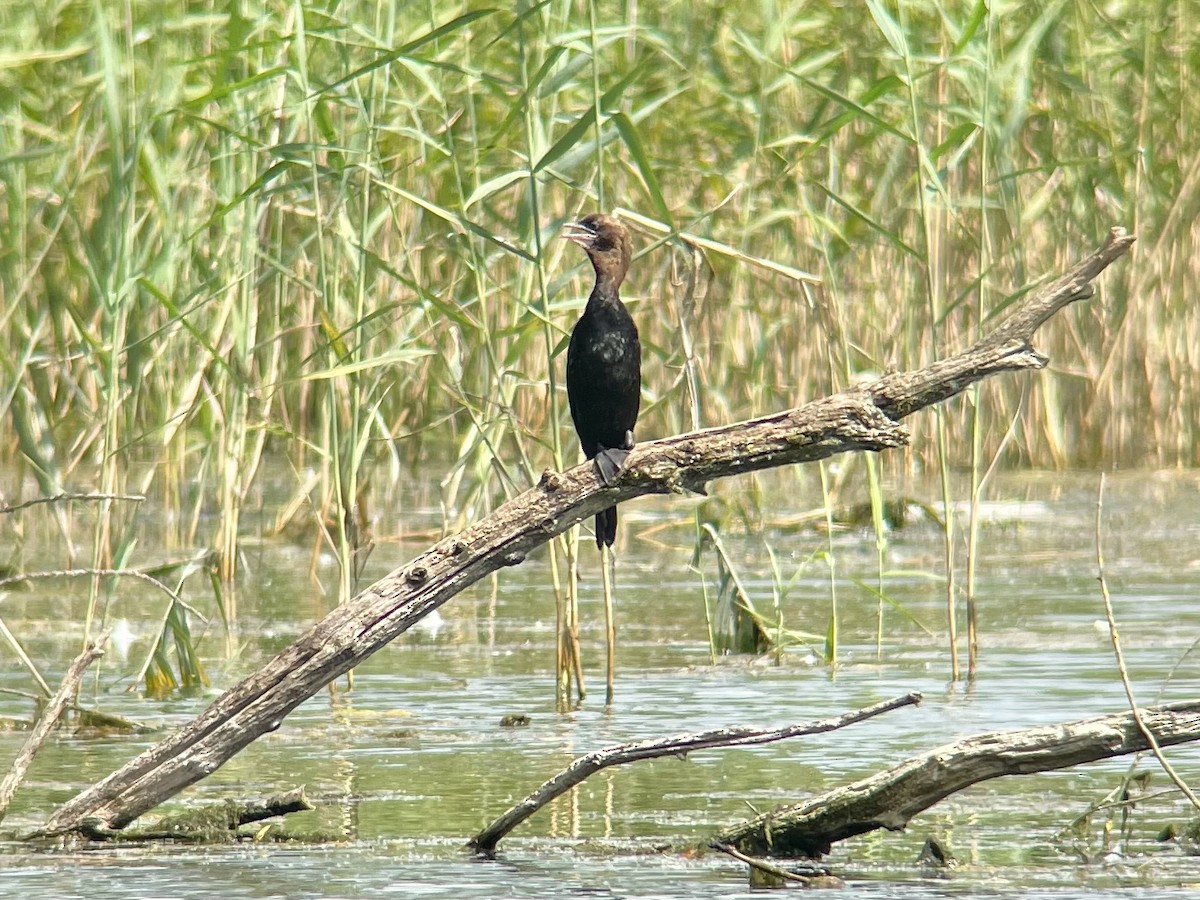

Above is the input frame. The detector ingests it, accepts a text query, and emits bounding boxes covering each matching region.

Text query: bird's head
[563,213,632,287]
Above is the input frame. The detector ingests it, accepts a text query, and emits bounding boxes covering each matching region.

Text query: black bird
[564,213,641,548]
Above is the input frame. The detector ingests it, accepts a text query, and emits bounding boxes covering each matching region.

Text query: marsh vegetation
[1,0,1198,893]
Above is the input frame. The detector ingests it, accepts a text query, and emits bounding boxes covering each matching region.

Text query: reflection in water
[1,470,1199,897]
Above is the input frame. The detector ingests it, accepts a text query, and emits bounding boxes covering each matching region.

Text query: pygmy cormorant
[563,213,641,548]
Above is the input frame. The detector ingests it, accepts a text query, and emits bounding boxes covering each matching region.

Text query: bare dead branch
[0,569,207,621]
[715,698,1200,858]
[468,692,922,855]
[0,493,146,514]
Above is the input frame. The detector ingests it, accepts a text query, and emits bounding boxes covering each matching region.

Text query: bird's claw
[593,446,631,486]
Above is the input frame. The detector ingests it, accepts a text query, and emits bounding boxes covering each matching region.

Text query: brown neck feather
[590,253,628,298]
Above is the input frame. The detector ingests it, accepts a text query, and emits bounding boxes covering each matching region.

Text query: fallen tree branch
[36,228,1135,838]
[0,633,108,823]
[715,698,1200,858]
[468,692,922,855]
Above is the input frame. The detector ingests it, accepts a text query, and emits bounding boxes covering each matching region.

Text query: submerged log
[715,699,1200,858]
[62,787,315,843]
[36,228,1135,838]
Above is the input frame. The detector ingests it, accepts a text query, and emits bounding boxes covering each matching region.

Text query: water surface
[2,468,1199,898]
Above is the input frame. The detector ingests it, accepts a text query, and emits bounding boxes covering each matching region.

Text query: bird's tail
[595,506,617,548]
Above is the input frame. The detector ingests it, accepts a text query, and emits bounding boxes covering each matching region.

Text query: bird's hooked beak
[562,219,597,248]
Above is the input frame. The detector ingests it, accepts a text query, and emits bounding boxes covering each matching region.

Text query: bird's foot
[593,445,631,486]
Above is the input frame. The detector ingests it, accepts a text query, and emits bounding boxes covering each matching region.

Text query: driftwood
[716,699,1200,858]
[36,228,1134,838]
[468,692,922,855]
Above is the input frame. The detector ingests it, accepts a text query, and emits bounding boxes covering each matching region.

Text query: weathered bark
[469,692,922,855]
[37,228,1134,838]
[716,699,1200,858]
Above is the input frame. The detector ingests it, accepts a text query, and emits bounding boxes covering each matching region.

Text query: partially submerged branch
[73,787,315,843]
[715,699,1200,858]
[38,228,1135,838]
[468,692,922,855]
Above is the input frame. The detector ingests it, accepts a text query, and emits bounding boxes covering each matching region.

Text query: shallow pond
[2,467,1200,898]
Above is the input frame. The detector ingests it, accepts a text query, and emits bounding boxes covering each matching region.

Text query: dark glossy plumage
[564,213,641,548]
